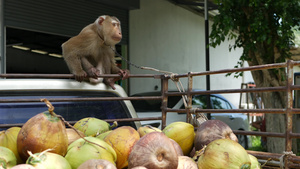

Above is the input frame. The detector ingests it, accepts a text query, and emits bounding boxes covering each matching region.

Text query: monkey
[61,15,129,90]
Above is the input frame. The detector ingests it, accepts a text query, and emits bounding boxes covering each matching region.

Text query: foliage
[210,0,300,68]
[248,136,267,152]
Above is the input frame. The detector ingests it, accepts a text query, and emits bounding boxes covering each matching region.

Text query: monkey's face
[100,16,122,46]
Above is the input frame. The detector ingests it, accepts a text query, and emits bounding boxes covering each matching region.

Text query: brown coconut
[17,100,68,161]
[128,131,178,169]
[194,119,238,151]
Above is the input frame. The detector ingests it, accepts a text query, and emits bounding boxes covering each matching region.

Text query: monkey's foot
[86,67,100,79]
[103,78,120,90]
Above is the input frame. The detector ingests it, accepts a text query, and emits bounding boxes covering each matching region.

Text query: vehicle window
[211,96,231,109]
[131,99,161,112]
[168,96,182,108]
[131,94,181,112]
[0,91,136,129]
[191,95,208,109]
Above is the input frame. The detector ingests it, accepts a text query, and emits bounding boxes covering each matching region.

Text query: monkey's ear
[98,16,106,25]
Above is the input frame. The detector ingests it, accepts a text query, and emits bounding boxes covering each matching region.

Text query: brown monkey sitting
[61,15,129,90]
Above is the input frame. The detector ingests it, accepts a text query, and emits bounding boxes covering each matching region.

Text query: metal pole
[285,60,294,169]
[205,0,212,118]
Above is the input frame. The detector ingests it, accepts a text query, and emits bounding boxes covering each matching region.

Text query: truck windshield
[0,91,136,129]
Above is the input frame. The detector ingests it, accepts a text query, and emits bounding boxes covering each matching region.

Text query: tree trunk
[247,47,288,153]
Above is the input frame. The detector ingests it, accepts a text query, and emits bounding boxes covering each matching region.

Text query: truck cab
[0,79,141,130]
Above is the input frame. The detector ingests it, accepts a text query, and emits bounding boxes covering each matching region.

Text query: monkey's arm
[109,56,129,80]
[63,53,87,82]
[62,33,96,82]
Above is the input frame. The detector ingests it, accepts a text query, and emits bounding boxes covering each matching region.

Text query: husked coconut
[177,156,198,169]
[11,164,36,169]
[128,132,178,169]
[194,120,238,151]
[77,159,117,169]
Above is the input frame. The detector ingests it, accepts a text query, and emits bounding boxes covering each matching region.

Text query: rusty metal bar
[166,86,287,96]
[186,72,193,123]
[161,75,169,129]
[0,96,162,103]
[248,150,300,165]
[166,108,286,114]
[233,130,300,139]
[285,60,294,168]
[0,117,163,128]
[0,73,161,79]
[167,61,300,79]
[233,130,285,138]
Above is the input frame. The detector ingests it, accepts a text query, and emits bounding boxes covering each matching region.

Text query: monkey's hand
[118,69,130,80]
[86,67,101,79]
[74,71,87,82]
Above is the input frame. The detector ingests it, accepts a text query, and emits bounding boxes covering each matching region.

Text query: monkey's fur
[62,15,129,89]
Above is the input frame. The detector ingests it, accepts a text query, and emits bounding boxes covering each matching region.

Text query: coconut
[96,130,112,140]
[0,127,22,164]
[194,120,238,151]
[137,125,162,137]
[128,131,178,169]
[249,154,261,169]
[77,159,117,169]
[0,146,17,169]
[17,100,68,161]
[104,126,140,169]
[66,128,85,145]
[26,151,71,169]
[163,122,195,155]
[177,156,198,169]
[131,167,147,169]
[10,164,36,169]
[65,136,117,169]
[170,139,184,156]
[197,139,251,169]
[73,117,116,137]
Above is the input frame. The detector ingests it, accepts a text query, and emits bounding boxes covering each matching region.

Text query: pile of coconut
[0,99,260,169]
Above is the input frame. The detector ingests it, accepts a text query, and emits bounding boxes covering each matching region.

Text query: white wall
[129,0,253,107]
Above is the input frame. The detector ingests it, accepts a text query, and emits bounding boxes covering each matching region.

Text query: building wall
[129,0,253,107]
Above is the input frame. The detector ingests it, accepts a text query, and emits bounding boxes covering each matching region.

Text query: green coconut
[73,117,117,137]
[26,151,71,169]
[0,127,22,164]
[137,125,162,137]
[65,137,117,169]
[249,154,261,169]
[0,146,17,169]
[197,139,251,169]
[96,130,112,140]
[163,122,195,156]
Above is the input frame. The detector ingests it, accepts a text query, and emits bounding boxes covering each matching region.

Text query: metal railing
[1,60,300,168]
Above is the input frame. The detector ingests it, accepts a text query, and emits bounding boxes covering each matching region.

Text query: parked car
[131,90,251,148]
[0,79,141,130]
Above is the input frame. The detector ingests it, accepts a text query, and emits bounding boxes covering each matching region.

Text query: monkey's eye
[112,23,117,27]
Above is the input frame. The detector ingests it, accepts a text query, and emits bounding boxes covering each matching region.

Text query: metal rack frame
[1,60,300,168]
